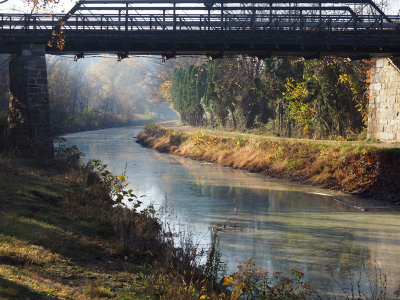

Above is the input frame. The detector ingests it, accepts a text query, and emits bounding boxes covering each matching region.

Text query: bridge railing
[1,13,399,34]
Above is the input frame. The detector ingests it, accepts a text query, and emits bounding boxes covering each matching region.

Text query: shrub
[144,122,168,137]
[220,258,313,300]
[54,137,82,169]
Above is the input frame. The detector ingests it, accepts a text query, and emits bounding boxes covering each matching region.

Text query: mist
[49,55,181,133]
[0,54,179,134]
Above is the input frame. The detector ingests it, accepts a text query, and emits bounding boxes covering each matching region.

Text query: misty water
[63,126,400,297]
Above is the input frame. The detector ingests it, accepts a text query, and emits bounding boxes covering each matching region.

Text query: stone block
[8,45,53,158]
[376,132,385,140]
[368,58,400,142]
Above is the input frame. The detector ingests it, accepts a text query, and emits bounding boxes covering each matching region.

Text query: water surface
[64,126,400,297]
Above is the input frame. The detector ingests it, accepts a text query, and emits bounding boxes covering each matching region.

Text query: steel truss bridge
[1,0,400,58]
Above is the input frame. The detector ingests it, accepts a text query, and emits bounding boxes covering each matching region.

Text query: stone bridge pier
[368,58,400,142]
[8,45,53,157]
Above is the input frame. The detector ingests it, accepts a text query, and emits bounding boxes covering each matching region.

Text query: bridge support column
[8,45,53,157]
[368,58,400,142]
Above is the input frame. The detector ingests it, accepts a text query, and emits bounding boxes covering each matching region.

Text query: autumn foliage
[169,57,371,140]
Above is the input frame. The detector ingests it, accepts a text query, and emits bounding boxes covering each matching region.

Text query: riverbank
[0,150,316,299]
[137,123,400,203]
[0,154,220,299]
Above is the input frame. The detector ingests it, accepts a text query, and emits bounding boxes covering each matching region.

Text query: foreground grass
[138,123,400,203]
[0,156,214,299]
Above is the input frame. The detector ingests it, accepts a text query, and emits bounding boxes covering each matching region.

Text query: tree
[169,56,369,139]
[147,57,205,105]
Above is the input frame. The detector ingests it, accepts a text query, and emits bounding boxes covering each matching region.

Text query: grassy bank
[0,150,315,299]
[137,123,400,203]
[0,153,219,299]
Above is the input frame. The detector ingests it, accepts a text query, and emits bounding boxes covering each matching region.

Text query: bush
[144,122,168,137]
[54,137,82,169]
[220,258,313,300]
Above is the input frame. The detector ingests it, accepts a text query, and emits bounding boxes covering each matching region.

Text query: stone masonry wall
[368,58,400,142]
[8,45,53,157]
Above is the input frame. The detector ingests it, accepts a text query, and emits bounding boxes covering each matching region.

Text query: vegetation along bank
[0,145,313,299]
[167,57,370,140]
[137,123,400,203]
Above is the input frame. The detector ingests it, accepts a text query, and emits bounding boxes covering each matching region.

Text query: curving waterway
[64,126,400,298]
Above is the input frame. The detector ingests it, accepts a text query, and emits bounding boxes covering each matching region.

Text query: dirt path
[160,120,400,149]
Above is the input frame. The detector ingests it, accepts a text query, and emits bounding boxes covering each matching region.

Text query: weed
[144,121,168,137]
[192,131,218,148]
[220,258,313,299]
[54,137,82,169]
[316,263,389,299]
[365,136,381,143]
[286,158,299,170]
[85,285,114,298]
[235,136,245,148]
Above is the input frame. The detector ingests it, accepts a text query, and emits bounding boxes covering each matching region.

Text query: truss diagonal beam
[71,0,392,22]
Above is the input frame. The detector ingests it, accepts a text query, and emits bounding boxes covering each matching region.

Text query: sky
[1,0,400,14]
[0,0,75,13]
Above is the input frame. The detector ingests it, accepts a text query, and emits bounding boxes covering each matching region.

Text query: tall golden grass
[138,124,400,200]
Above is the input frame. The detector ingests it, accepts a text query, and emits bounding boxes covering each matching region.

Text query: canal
[64,126,400,297]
